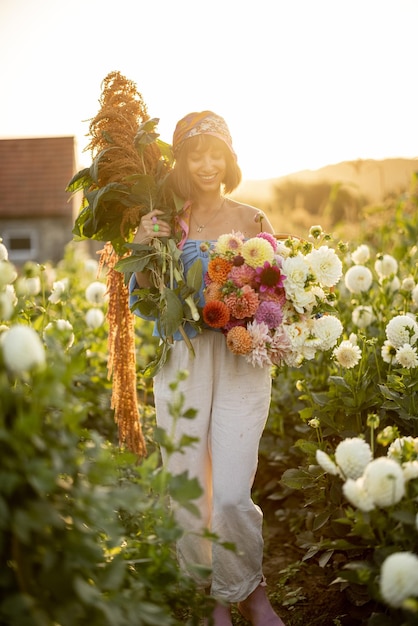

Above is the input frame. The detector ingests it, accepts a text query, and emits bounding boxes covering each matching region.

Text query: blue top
[129,239,212,341]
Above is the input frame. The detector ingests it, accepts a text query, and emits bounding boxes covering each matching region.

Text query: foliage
[0,243,214,625]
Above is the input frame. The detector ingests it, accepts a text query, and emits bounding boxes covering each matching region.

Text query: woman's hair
[169,134,242,200]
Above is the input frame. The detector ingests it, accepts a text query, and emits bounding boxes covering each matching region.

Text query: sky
[0,0,417,181]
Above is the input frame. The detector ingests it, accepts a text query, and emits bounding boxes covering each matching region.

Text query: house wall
[0,215,74,265]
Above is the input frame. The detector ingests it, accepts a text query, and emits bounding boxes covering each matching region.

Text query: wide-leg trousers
[153,330,272,603]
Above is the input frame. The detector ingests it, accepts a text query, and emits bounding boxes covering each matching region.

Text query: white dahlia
[380,552,418,608]
[305,245,342,288]
[363,457,405,507]
[335,437,372,479]
[351,244,370,265]
[375,254,398,279]
[344,265,373,294]
[352,305,375,329]
[342,477,375,512]
[1,324,46,375]
[333,340,362,369]
[385,314,418,348]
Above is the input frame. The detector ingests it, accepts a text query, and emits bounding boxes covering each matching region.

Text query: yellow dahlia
[242,237,275,268]
[226,326,253,355]
[214,233,244,257]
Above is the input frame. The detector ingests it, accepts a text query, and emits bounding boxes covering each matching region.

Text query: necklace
[193,198,226,233]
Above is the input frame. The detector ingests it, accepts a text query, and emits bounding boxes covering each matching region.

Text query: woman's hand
[134,210,172,244]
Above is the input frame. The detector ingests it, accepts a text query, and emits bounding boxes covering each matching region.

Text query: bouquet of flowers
[202,230,344,368]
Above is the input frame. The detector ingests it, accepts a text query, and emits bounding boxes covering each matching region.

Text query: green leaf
[159,287,184,337]
[186,258,203,294]
[114,253,154,274]
[66,167,92,193]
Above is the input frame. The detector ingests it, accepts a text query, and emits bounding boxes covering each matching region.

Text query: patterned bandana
[172,110,237,160]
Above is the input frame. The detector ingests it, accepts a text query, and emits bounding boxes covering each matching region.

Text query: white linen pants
[153,331,272,603]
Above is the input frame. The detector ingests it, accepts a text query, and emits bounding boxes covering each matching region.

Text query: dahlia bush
[278,178,418,623]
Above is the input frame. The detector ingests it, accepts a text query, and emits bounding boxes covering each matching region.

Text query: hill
[234,157,418,205]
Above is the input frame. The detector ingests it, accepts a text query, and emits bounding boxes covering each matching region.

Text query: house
[0,136,80,265]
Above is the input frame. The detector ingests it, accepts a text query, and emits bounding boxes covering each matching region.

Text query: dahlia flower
[245,321,271,367]
[351,244,370,265]
[312,315,343,351]
[402,461,418,482]
[85,307,105,329]
[385,314,418,348]
[48,280,67,304]
[388,436,418,462]
[342,477,375,512]
[381,340,397,364]
[224,285,259,319]
[335,437,372,479]
[375,254,398,279]
[316,449,340,476]
[305,245,343,287]
[401,276,415,292]
[85,280,108,304]
[344,265,373,293]
[214,233,243,257]
[229,264,256,287]
[204,281,223,302]
[282,253,309,292]
[1,324,46,375]
[396,343,418,368]
[380,552,418,608]
[0,260,18,288]
[241,237,275,268]
[0,285,17,321]
[255,300,283,328]
[256,232,277,251]
[226,325,253,355]
[207,258,233,283]
[255,262,285,294]
[203,300,230,328]
[288,286,316,314]
[363,457,405,507]
[268,327,292,365]
[0,243,8,261]
[17,276,41,297]
[352,305,375,329]
[333,340,362,369]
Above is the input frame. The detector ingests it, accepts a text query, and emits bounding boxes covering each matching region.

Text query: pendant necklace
[193,198,226,233]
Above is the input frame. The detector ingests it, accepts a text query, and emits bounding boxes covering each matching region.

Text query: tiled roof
[0,136,77,218]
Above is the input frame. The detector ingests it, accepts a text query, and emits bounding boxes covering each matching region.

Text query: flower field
[1,174,418,625]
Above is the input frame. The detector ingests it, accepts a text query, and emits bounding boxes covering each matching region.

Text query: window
[2,228,39,262]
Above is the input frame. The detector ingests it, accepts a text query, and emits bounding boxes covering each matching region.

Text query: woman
[130,111,285,626]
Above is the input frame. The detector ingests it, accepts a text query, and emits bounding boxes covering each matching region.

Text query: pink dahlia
[255,262,285,294]
[229,264,257,288]
[256,232,278,252]
[254,300,283,329]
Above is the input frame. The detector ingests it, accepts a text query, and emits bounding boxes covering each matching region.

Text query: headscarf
[172,110,237,161]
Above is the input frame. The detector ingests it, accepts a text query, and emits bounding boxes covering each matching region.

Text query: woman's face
[186,144,227,194]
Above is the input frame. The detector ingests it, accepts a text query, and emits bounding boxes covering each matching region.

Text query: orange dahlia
[226,326,253,355]
[203,300,231,328]
[208,257,233,283]
[224,285,259,319]
[204,282,223,302]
